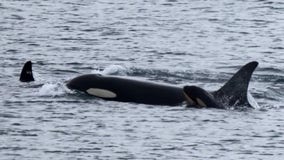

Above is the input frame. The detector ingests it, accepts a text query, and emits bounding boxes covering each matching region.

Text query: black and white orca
[183,61,258,109]
[19,61,259,108]
[66,74,184,106]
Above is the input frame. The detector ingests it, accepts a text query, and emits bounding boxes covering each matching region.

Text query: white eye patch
[196,98,207,107]
[183,92,196,105]
[86,88,117,98]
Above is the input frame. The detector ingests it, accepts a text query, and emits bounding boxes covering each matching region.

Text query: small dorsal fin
[20,61,35,82]
[213,61,258,107]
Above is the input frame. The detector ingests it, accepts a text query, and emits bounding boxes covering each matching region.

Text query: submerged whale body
[19,61,259,108]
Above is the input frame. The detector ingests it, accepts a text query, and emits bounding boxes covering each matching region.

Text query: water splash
[38,82,69,97]
[92,65,128,75]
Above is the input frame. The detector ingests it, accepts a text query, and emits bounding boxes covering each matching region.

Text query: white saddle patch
[86,88,117,98]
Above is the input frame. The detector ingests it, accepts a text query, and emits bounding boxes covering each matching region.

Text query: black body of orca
[66,74,185,105]
[19,61,259,108]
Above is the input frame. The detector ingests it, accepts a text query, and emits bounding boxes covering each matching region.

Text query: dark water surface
[1,0,284,159]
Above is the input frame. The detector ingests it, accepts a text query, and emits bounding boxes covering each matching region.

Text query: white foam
[38,83,67,96]
[92,65,127,75]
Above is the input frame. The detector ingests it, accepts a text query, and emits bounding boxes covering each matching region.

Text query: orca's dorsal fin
[212,61,258,107]
[20,61,35,82]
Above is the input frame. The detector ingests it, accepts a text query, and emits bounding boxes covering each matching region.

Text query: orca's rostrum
[20,61,259,109]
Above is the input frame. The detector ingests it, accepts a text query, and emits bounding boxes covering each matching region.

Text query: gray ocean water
[1,0,284,159]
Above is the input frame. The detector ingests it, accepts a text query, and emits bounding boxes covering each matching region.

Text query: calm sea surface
[1,0,284,159]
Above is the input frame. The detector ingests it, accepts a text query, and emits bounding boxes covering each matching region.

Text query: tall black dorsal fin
[20,61,35,82]
[212,61,258,107]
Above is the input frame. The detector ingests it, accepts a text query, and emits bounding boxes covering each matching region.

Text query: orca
[183,86,222,108]
[66,74,185,105]
[183,61,258,109]
[19,61,259,108]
